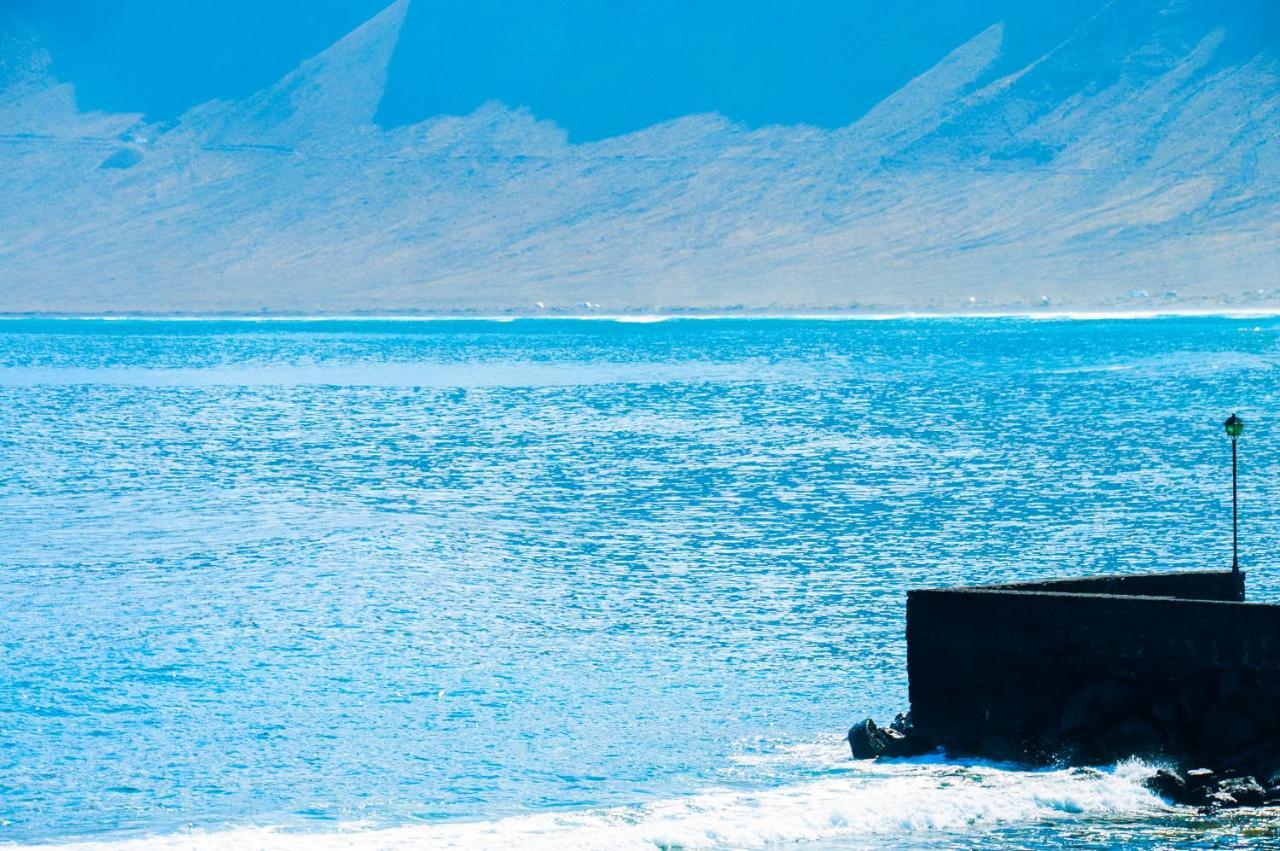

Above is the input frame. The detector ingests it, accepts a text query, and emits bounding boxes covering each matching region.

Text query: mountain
[0,0,1277,314]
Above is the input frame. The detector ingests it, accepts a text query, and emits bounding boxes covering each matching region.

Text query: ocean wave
[22,760,1165,851]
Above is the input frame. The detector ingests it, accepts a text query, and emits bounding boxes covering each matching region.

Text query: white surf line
[5,309,1280,323]
[16,761,1167,851]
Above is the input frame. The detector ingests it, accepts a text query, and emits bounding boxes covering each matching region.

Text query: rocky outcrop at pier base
[850,666,1280,812]
[847,713,933,760]
[848,709,1280,811]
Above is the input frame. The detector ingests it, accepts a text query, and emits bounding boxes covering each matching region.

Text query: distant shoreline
[4,308,1280,322]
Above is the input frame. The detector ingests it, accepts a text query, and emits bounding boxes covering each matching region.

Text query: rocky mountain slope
[0,0,1277,314]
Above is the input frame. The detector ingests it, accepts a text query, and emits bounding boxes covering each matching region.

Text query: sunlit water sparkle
[3,317,1280,848]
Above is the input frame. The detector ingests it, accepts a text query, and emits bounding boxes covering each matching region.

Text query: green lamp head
[1225,413,1244,440]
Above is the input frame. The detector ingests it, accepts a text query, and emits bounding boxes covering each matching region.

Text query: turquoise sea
[4,316,1280,849]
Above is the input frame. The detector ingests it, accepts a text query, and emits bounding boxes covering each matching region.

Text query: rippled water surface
[4,317,1280,848]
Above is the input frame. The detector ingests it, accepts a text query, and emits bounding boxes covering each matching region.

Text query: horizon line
[4,308,1280,323]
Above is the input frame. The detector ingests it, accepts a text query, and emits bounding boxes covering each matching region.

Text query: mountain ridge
[0,0,1276,314]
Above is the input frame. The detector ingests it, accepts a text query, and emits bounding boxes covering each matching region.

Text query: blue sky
[3,0,1115,141]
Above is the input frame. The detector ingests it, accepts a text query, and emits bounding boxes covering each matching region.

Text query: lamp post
[1225,413,1244,575]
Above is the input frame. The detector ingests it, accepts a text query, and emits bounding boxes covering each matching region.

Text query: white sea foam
[23,760,1165,851]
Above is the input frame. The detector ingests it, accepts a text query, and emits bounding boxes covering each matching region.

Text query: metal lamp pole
[1225,413,1244,575]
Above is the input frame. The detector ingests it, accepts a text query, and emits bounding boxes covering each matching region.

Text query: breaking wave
[24,759,1166,850]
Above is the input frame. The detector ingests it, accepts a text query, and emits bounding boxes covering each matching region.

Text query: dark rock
[891,739,935,758]
[849,713,936,760]
[880,726,935,758]
[1143,766,1277,811]
[1145,769,1201,806]
[1158,771,1270,811]
[1262,773,1280,803]
[1204,790,1239,810]
[848,718,889,760]
[1186,768,1216,791]
[879,727,907,757]
[1217,776,1267,807]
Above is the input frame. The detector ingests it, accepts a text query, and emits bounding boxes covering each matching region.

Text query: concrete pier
[906,571,1280,765]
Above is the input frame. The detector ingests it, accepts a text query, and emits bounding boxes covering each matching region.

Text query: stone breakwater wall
[905,571,1280,765]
